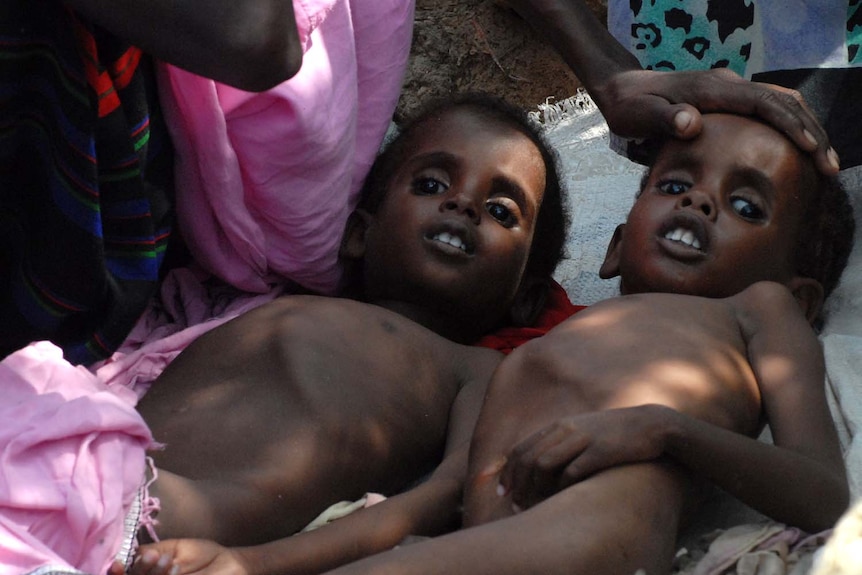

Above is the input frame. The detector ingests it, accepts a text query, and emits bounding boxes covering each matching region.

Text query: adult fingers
[671,69,839,175]
[747,82,839,175]
[600,77,705,143]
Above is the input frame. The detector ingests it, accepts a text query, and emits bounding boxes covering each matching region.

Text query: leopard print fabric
[610,0,862,74]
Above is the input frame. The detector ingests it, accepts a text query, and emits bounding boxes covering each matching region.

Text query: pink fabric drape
[0,342,152,575]
[159,0,415,295]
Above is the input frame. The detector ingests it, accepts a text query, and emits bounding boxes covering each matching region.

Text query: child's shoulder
[726,281,816,335]
[727,281,799,312]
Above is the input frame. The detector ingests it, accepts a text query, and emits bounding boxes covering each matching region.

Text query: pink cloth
[0,6,415,570]
[94,266,284,397]
[0,342,153,575]
[159,0,415,295]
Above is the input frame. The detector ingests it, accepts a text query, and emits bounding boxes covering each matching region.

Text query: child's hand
[497,404,678,510]
[127,540,251,575]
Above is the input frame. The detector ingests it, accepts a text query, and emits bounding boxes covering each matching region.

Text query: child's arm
[128,455,466,575]
[501,0,838,174]
[129,358,494,575]
[500,283,848,532]
[721,281,848,528]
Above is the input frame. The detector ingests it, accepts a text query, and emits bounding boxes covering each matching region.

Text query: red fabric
[475,281,585,354]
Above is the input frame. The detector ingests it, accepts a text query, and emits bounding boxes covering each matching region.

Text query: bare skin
[123,103,554,572]
[138,296,502,545]
[316,282,844,575]
[460,284,843,574]
[128,116,850,575]
[310,114,849,575]
[499,0,841,175]
[64,0,302,91]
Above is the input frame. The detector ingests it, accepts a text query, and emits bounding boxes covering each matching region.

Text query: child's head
[341,93,568,339]
[600,113,854,319]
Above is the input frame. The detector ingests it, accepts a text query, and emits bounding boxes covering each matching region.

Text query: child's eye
[730,196,766,221]
[486,201,517,227]
[412,177,448,196]
[658,180,690,195]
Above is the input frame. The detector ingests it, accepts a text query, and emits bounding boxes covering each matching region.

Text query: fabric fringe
[24,568,88,575]
[114,456,161,573]
[528,88,598,129]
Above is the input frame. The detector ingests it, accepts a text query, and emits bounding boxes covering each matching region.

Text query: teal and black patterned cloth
[608,0,862,170]
[609,0,861,73]
[0,0,175,364]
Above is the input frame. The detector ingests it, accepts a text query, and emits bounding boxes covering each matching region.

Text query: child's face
[361,107,546,325]
[609,113,809,298]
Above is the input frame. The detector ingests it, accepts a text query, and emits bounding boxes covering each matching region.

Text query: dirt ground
[396,0,608,120]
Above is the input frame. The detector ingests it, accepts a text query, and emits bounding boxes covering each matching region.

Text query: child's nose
[677,188,716,220]
[441,190,481,224]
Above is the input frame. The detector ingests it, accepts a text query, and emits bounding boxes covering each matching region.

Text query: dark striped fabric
[0,0,174,365]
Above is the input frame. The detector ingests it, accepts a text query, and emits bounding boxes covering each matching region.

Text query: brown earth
[396,0,608,121]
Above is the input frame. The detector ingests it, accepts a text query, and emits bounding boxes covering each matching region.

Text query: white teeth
[664,227,701,250]
[434,232,467,252]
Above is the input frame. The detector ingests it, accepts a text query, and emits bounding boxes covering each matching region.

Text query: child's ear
[599,224,625,279]
[510,276,550,327]
[787,276,825,325]
[340,209,373,260]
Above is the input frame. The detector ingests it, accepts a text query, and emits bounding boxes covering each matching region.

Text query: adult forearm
[504,0,640,106]
[663,407,849,533]
[504,1,839,174]
[63,0,302,91]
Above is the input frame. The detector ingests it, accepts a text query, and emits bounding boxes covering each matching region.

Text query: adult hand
[496,0,839,176]
[498,404,679,510]
[123,540,252,575]
[596,68,840,175]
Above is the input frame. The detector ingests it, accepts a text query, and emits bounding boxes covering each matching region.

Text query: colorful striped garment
[0,0,174,365]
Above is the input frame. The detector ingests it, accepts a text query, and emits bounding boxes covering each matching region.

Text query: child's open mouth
[663,227,701,250]
[425,224,476,256]
[658,214,708,258]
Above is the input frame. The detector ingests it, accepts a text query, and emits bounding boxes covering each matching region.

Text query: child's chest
[495,294,761,431]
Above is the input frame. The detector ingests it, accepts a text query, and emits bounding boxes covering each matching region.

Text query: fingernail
[496,483,506,497]
[512,502,523,513]
[803,129,818,148]
[828,147,841,171]
[674,110,693,132]
[157,554,171,569]
[170,565,181,575]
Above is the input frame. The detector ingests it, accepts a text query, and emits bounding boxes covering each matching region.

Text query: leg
[326,460,690,575]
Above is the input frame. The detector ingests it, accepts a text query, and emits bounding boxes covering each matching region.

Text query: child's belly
[463,299,763,526]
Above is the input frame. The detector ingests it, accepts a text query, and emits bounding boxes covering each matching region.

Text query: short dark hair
[358,92,569,283]
[794,168,855,299]
[636,151,855,299]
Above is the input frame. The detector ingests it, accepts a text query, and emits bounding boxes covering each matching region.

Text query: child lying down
[132,113,853,575]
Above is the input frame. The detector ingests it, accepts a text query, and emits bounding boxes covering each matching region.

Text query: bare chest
[140,297,474,481]
[487,294,762,440]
